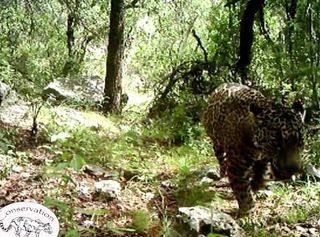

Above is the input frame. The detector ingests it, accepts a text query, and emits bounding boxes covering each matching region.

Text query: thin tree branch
[192,29,209,64]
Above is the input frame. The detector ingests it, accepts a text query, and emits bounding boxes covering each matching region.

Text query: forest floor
[0,104,320,237]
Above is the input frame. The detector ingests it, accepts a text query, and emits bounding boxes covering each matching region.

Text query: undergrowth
[2,105,319,236]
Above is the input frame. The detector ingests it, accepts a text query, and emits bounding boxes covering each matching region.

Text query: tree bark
[103,0,125,114]
[236,0,265,81]
[285,0,298,91]
[63,12,76,76]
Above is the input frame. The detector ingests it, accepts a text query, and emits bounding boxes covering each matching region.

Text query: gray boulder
[178,206,246,237]
[0,81,19,106]
[0,82,10,104]
[82,164,107,177]
[305,163,320,181]
[43,76,104,103]
[0,82,30,126]
[94,180,121,200]
[43,81,76,101]
[205,167,221,180]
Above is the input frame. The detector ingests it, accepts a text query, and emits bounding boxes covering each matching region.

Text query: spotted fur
[203,83,304,216]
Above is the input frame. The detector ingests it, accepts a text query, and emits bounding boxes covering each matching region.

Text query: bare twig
[192,29,209,64]
[30,99,46,137]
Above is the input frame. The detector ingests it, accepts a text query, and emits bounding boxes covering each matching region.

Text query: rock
[205,168,221,180]
[94,180,121,199]
[50,132,71,142]
[83,220,94,228]
[72,116,99,128]
[43,76,104,104]
[78,183,91,196]
[42,76,132,110]
[295,225,307,234]
[21,172,31,179]
[161,180,173,188]
[82,164,106,177]
[0,82,32,127]
[144,192,155,201]
[257,190,273,199]
[178,206,246,237]
[70,75,104,102]
[305,164,320,181]
[12,166,23,173]
[200,177,214,185]
[308,228,318,236]
[281,226,291,235]
[53,108,103,130]
[0,81,21,106]
[0,100,30,127]
[43,81,76,101]
[0,82,10,104]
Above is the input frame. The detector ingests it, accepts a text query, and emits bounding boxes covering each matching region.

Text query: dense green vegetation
[0,0,320,236]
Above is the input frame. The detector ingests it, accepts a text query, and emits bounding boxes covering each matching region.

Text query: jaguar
[203,83,304,216]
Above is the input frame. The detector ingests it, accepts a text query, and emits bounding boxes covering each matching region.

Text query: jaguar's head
[271,110,304,180]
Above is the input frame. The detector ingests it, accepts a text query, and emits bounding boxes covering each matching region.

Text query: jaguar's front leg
[227,153,254,217]
[251,160,268,192]
[214,146,226,177]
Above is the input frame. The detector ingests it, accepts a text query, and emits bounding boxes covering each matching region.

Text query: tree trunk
[103,0,125,114]
[63,12,76,76]
[236,0,265,82]
[285,0,298,91]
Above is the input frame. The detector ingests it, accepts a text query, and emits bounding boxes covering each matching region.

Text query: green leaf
[61,174,75,185]
[70,154,86,171]
[75,208,107,216]
[106,221,135,235]
[207,233,228,237]
[65,229,81,237]
[56,162,69,170]
[44,197,69,211]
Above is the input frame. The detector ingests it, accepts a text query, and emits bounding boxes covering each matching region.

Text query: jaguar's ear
[249,103,263,115]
